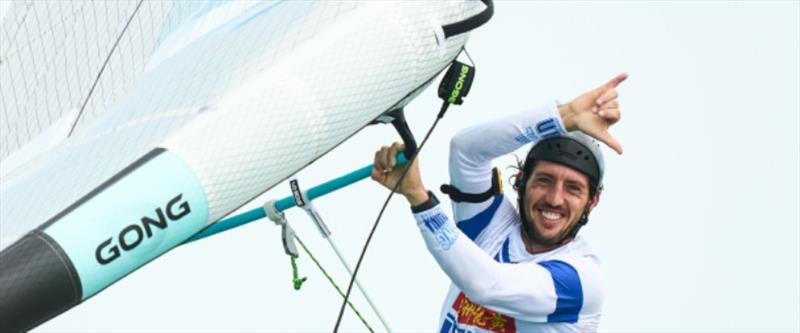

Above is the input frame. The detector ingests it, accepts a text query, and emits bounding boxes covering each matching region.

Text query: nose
[544,184,565,206]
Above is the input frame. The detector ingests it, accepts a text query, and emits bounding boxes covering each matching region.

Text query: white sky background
[36,1,799,332]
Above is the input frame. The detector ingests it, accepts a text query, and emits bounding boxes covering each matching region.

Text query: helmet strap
[566,203,592,239]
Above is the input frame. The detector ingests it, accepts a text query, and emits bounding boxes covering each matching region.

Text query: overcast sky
[37,1,799,332]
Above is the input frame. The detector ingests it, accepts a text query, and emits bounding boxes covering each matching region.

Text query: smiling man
[372,73,627,332]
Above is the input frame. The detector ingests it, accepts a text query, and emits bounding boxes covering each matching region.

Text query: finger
[597,100,619,116]
[603,73,628,90]
[598,107,621,125]
[385,142,400,169]
[390,142,404,168]
[371,156,391,185]
[377,145,390,171]
[373,148,383,170]
[370,167,382,181]
[600,100,619,110]
[599,98,620,119]
[590,73,627,102]
[596,89,618,106]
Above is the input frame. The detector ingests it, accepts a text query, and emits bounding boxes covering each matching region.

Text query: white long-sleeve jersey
[413,102,604,333]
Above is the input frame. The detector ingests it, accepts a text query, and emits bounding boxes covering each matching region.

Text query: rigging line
[333,104,448,332]
[66,0,144,138]
[324,236,392,332]
[293,234,376,333]
[463,47,475,66]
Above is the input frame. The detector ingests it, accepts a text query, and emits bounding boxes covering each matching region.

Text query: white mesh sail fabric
[164,1,479,222]
[0,1,484,250]
[0,1,174,161]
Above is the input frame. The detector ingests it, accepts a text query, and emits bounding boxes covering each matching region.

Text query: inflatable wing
[0,1,492,331]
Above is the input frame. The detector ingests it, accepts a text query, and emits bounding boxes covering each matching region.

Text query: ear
[588,190,601,209]
[513,171,525,191]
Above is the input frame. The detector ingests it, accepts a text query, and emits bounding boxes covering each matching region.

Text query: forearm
[557,102,580,132]
[448,102,567,220]
[412,203,561,321]
[404,188,429,206]
[449,101,567,190]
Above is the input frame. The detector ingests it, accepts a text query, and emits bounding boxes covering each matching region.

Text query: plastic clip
[289,178,332,238]
[265,199,299,258]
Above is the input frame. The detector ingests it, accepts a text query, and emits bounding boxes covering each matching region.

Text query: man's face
[523,160,597,247]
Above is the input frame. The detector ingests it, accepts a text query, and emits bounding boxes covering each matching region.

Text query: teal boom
[185,153,408,243]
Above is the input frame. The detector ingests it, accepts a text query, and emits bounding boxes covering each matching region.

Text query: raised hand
[370,142,429,206]
[559,73,628,154]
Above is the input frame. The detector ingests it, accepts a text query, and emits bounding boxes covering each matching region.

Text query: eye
[567,183,585,195]
[533,176,552,186]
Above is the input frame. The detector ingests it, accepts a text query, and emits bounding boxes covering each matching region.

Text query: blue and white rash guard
[413,102,604,333]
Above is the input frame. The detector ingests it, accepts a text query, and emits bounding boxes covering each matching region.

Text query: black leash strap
[441,0,495,39]
[440,167,503,203]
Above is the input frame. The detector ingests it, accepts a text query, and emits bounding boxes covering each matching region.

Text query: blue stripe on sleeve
[493,238,515,264]
[493,237,511,263]
[456,195,504,241]
[501,237,511,263]
[539,260,583,323]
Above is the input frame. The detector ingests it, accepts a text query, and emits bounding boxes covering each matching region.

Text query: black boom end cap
[0,232,82,332]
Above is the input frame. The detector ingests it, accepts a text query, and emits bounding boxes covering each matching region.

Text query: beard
[518,196,588,248]
[521,209,573,247]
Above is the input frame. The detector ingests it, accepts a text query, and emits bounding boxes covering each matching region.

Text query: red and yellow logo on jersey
[452,292,516,333]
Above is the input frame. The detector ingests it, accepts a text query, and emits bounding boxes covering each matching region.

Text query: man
[371,73,627,332]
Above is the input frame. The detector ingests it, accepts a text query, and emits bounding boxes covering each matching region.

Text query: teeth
[541,210,562,220]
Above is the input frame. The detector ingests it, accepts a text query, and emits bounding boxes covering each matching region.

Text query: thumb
[593,129,623,155]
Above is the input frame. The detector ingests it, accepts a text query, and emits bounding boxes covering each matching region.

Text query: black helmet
[522,131,604,193]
